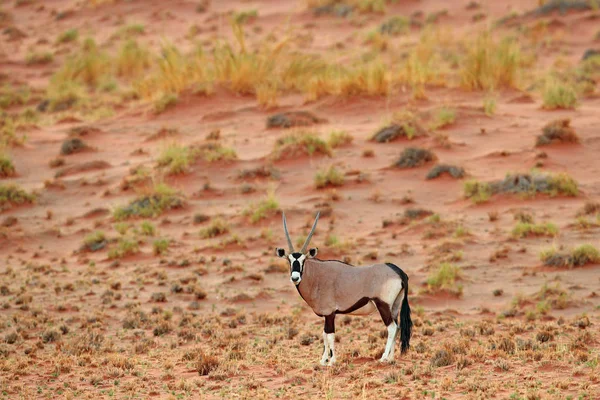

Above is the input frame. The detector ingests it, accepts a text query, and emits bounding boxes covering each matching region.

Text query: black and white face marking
[275,247,318,285]
[288,252,306,285]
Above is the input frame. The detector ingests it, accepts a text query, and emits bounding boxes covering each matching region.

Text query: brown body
[297,259,404,317]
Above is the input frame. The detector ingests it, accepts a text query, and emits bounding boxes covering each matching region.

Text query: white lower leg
[320,331,329,365]
[326,333,336,365]
[380,322,397,362]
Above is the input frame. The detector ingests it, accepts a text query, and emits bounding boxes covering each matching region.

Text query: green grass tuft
[108,236,139,259]
[140,221,156,236]
[431,107,456,130]
[463,180,492,204]
[271,132,332,160]
[200,218,230,238]
[25,51,54,65]
[157,143,191,175]
[0,149,15,178]
[425,263,463,295]
[512,222,558,238]
[315,166,345,189]
[328,130,353,148]
[245,189,279,223]
[113,183,183,220]
[541,244,600,268]
[0,184,34,211]
[153,238,170,255]
[542,78,577,110]
[56,29,79,44]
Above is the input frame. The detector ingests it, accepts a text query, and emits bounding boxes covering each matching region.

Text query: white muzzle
[290,271,301,285]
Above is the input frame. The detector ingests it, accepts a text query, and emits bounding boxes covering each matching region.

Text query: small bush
[542,78,577,110]
[426,164,465,180]
[425,263,462,295]
[153,93,178,114]
[246,189,279,223]
[463,180,492,203]
[394,147,436,168]
[196,351,219,375]
[56,29,79,44]
[371,111,426,143]
[540,244,600,268]
[108,236,139,259]
[60,138,88,155]
[483,96,497,116]
[379,15,410,35]
[140,221,156,236]
[200,218,229,238]
[0,152,15,177]
[536,119,579,146]
[113,183,183,220]
[116,39,151,78]
[25,51,54,65]
[315,166,345,189]
[157,143,191,175]
[431,107,456,130]
[195,143,237,163]
[271,132,332,160]
[460,32,522,91]
[512,222,558,238]
[83,231,107,252]
[328,130,353,148]
[153,238,170,255]
[0,184,35,211]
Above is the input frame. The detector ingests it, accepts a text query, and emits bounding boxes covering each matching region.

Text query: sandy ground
[1,0,600,399]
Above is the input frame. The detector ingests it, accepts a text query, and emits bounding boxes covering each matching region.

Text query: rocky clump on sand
[266,111,326,129]
[394,147,437,168]
[426,164,466,180]
[535,119,579,146]
[60,138,88,155]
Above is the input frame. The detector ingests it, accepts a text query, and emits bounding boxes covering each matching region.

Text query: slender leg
[383,322,398,362]
[373,299,395,362]
[323,314,336,366]
[320,330,329,366]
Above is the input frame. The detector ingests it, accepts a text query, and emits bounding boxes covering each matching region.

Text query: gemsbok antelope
[276,211,412,366]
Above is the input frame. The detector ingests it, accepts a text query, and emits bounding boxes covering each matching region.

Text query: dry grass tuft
[460,31,523,91]
[271,132,332,160]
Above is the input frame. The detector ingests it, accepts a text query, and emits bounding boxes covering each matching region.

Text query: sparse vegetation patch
[267,111,326,129]
[425,263,463,296]
[394,147,436,168]
[372,111,426,143]
[0,184,34,212]
[113,183,184,220]
[426,164,465,180]
[465,172,578,203]
[512,222,558,238]
[541,244,600,268]
[271,132,332,160]
[536,119,579,146]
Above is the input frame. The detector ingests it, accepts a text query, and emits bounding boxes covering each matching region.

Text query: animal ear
[308,248,318,258]
[276,248,286,258]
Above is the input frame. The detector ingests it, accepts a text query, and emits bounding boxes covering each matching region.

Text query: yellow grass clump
[460,31,523,91]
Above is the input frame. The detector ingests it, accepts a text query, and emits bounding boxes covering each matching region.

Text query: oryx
[276,211,412,366]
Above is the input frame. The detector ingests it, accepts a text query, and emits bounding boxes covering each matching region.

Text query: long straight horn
[300,211,320,253]
[282,212,294,253]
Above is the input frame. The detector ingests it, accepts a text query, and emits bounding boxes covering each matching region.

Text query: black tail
[399,276,412,353]
[385,263,412,354]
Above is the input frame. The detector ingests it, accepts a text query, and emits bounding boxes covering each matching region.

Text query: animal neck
[296,258,318,306]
